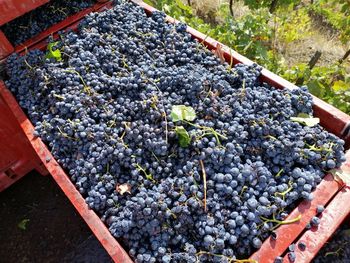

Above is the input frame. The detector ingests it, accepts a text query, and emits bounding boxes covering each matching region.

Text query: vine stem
[260,214,302,231]
[196,251,257,263]
[164,111,168,144]
[199,160,207,212]
[64,68,91,95]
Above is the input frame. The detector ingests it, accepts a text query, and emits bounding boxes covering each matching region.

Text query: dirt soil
[0,171,112,263]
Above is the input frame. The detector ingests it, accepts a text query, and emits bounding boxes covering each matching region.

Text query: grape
[298,241,306,251]
[5,0,346,261]
[274,256,283,263]
[311,216,321,227]
[288,252,296,262]
[316,205,325,215]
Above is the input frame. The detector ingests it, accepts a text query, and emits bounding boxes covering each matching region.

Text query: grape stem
[23,58,33,70]
[183,120,227,145]
[260,214,302,231]
[64,69,91,95]
[57,126,76,141]
[53,94,65,100]
[275,168,284,177]
[199,160,207,212]
[135,163,156,183]
[196,251,257,263]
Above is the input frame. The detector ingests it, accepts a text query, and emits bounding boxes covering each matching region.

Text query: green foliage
[276,7,312,44]
[45,42,62,61]
[18,219,30,230]
[171,105,196,122]
[147,0,350,114]
[310,0,350,44]
[283,62,350,112]
[175,126,191,147]
[243,0,301,11]
[224,10,272,64]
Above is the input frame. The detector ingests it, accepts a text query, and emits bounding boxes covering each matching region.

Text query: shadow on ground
[0,172,112,263]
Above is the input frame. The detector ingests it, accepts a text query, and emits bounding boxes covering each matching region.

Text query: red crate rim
[1,0,350,262]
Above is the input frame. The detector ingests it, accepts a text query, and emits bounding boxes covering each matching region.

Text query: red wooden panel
[0,0,49,26]
[0,88,47,192]
[0,30,14,60]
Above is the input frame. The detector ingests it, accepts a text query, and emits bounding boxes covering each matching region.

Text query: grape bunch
[1,0,95,46]
[5,1,346,262]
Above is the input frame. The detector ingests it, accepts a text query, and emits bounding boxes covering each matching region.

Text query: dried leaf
[330,168,350,185]
[18,219,30,230]
[291,113,320,127]
[213,43,225,63]
[116,183,132,195]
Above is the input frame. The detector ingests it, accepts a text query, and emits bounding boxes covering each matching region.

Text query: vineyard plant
[144,0,350,113]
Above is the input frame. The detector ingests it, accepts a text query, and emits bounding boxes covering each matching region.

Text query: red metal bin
[1,0,350,262]
[0,90,48,192]
[0,0,49,26]
[0,0,49,59]
[0,0,112,189]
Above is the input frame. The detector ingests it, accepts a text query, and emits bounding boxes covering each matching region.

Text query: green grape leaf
[18,219,30,230]
[307,80,325,98]
[45,42,62,61]
[290,113,320,127]
[175,0,192,13]
[330,168,350,185]
[175,126,191,147]
[171,105,196,122]
[332,80,348,92]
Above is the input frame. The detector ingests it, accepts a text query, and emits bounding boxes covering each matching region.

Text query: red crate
[0,90,48,192]
[0,1,111,60]
[14,0,112,52]
[0,0,113,185]
[0,81,132,263]
[0,30,14,61]
[1,0,350,262]
[0,0,48,26]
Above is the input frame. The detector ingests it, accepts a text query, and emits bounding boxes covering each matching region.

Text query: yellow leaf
[332,80,348,92]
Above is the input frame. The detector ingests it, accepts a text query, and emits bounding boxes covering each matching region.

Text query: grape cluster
[6,1,346,262]
[1,0,95,46]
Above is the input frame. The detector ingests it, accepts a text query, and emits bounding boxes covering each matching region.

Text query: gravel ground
[313,222,350,263]
[0,171,111,263]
